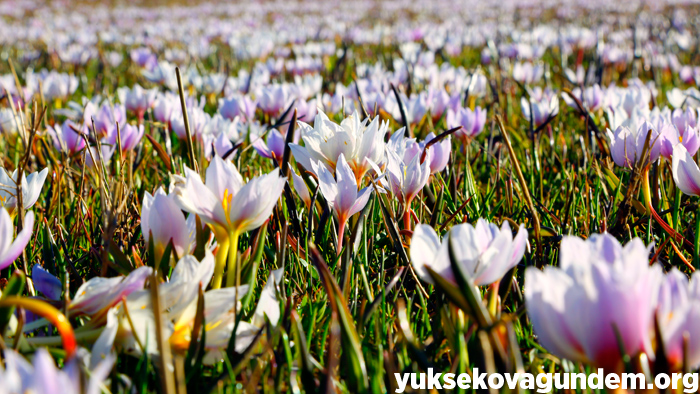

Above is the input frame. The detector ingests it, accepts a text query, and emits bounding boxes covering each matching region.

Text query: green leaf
[0,270,25,334]
[309,243,368,393]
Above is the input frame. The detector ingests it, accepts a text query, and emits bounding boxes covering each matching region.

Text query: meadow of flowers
[3,0,700,392]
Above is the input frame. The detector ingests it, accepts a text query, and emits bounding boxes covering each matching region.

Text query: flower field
[1,0,700,392]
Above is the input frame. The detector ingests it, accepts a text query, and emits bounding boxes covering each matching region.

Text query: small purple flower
[219,94,257,122]
[108,123,144,151]
[117,84,158,120]
[130,47,157,70]
[32,265,62,300]
[607,121,661,168]
[47,121,86,154]
[94,102,126,138]
[253,128,298,163]
[445,106,487,140]
[404,132,451,174]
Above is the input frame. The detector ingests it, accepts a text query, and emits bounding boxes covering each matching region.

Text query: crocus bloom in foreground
[672,144,700,196]
[0,167,48,212]
[607,121,661,168]
[312,154,372,255]
[289,111,389,183]
[0,348,114,394]
[411,219,527,286]
[0,207,34,270]
[525,234,662,371]
[173,156,286,288]
[656,269,700,371]
[141,187,196,261]
[69,266,153,324]
[91,252,283,366]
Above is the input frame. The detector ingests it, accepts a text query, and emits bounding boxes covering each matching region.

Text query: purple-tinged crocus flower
[311,154,372,255]
[219,94,257,122]
[107,122,144,151]
[656,269,700,371]
[69,265,153,323]
[117,84,157,121]
[0,348,114,394]
[93,102,126,138]
[153,92,179,127]
[607,121,661,168]
[525,234,662,372]
[130,47,157,69]
[0,207,34,270]
[672,107,698,131]
[563,85,605,112]
[411,219,527,287]
[291,169,311,208]
[658,122,700,159]
[253,128,299,163]
[142,187,196,261]
[47,121,86,155]
[521,93,559,128]
[404,132,451,174]
[446,106,486,141]
[383,150,431,208]
[672,144,700,196]
[32,265,62,300]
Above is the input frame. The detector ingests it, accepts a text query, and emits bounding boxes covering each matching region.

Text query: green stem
[211,236,230,290]
[642,169,652,214]
[673,186,682,231]
[225,230,241,288]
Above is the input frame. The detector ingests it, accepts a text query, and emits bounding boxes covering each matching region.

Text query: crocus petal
[672,144,700,196]
[347,186,372,218]
[32,265,62,300]
[410,224,450,284]
[228,169,286,232]
[23,167,48,209]
[90,308,119,369]
[0,210,34,270]
[253,268,284,327]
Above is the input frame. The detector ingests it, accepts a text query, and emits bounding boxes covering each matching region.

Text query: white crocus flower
[172,156,286,288]
[289,110,389,184]
[0,167,48,212]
